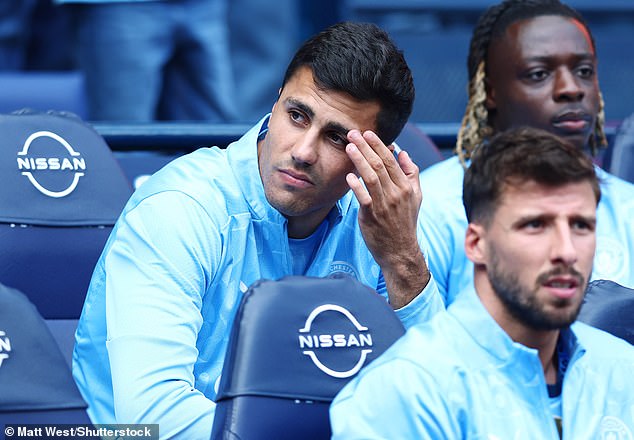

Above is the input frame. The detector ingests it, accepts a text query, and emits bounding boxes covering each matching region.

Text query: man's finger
[346,172,372,207]
[361,131,408,188]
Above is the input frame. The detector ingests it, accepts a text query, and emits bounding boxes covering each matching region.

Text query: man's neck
[287,210,330,239]
[496,312,560,383]
[476,279,560,384]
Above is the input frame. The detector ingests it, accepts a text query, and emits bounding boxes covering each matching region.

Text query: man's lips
[278,168,313,187]
[541,275,582,300]
[552,111,592,132]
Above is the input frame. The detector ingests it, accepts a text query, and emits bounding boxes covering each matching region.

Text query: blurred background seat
[0,71,87,119]
[211,275,405,440]
[394,121,445,171]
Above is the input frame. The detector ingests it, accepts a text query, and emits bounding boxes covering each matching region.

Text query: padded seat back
[578,279,634,344]
[0,283,91,424]
[0,111,132,319]
[211,276,405,440]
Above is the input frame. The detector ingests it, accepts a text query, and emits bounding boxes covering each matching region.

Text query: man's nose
[291,130,319,165]
[550,224,578,266]
[553,68,585,102]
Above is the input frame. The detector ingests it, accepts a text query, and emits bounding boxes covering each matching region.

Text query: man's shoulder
[159,147,231,181]
[597,166,634,199]
[370,311,463,376]
[418,156,467,222]
[419,155,465,188]
[130,148,244,209]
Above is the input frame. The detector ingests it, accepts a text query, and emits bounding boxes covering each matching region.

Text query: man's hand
[345,129,431,309]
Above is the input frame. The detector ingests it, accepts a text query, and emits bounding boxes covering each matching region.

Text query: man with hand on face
[72,21,443,438]
[330,127,634,439]
[418,0,634,305]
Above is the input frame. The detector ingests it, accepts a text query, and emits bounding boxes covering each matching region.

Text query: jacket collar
[449,287,581,369]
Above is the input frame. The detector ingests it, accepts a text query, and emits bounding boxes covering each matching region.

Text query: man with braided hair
[418,0,634,305]
[331,126,634,439]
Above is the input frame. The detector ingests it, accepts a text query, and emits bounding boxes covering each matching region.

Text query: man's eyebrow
[286,97,352,135]
[509,213,597,228]
[286,97,314,119]
[324,121,352,137]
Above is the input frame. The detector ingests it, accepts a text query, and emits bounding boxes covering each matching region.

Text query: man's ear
[465,222,487,266]
[271,87,283,113]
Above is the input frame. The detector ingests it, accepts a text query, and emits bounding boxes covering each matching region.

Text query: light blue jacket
[330,287,634,439]
[418,156,634,305]
[72,117,443,439]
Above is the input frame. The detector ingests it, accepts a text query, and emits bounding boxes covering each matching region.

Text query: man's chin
[557,131,591,151]
[267,197,309,218]
[530,306,581,331]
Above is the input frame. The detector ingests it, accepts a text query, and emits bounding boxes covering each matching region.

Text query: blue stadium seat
[113,150,184,189]
[394,122,445,170]
[0,111,132,363]
[0,283,91,424]
[210,276,405,440]
[0,71,88,120]
[578,279,634,344]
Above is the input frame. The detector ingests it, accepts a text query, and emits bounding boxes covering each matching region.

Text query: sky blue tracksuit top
[71,116,444,439]
[418,156,634,305]
[331,287,634,439]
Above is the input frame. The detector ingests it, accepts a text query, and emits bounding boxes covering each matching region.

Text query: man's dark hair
[456,0,607,163]
[281,21,414,145]
[463,127,601,225]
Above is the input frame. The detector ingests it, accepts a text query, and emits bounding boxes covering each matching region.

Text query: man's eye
[523,219,544,230]
[577,66,595,79]
[572,220,594,232]
[289,110,305,123]
[527,69,548,81]
[328,132,346,146]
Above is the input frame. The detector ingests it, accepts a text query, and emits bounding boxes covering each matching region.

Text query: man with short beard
[72,22,443,438]
[330,127,634,439]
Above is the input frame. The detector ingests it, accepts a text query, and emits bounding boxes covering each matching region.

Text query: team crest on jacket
[599,416,632,440]
[327,261,359,280]
[594,236,627,282]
